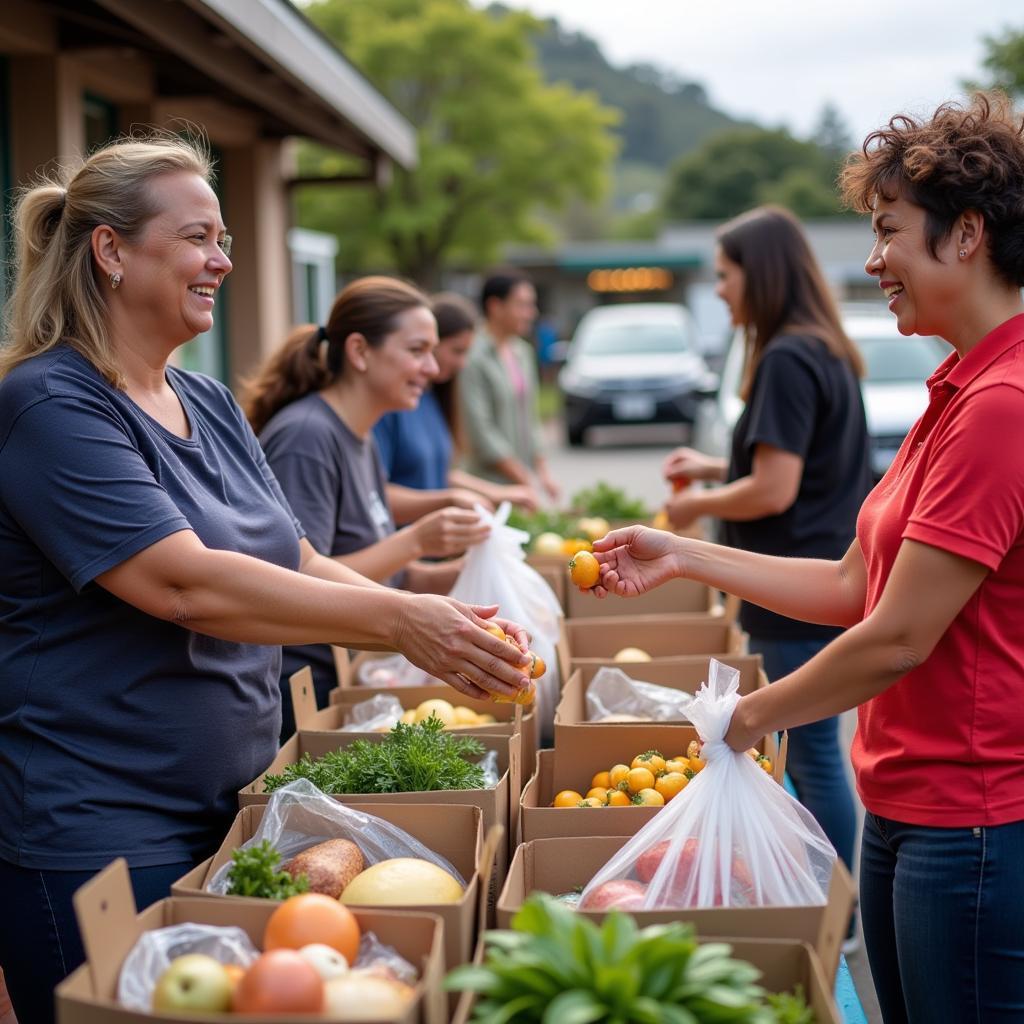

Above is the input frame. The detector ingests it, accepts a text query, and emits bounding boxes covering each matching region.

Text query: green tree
[296,0,618,285]
[662,127,843,221]
[972,25,1024,96]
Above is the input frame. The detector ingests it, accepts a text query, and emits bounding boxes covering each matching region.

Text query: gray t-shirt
[260,394,402,710]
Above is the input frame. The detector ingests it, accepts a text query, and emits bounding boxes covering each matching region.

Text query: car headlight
[558,369,602,396]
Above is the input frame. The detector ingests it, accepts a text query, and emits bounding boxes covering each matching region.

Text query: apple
[298,942,350,981]
[152,953,233,1013]
[580,879,648,911]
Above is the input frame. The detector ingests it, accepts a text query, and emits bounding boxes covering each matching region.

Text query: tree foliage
[296,0,618,284]
[972,25,1024,97]
[662,125,848,221]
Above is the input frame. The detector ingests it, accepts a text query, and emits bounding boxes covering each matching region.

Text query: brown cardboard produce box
[450,932,839,1024]
[496,835,855,982]
[520,727,781,844]
[554,656,768,734]
[170,802,491,973]
[567,575,724,619]
[239,731,519,886]
[56,859,446,1024]
[564,613,745,662]
[291,670,537,795]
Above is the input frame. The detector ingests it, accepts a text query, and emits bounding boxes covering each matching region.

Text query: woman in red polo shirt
[591,93,1024,1023]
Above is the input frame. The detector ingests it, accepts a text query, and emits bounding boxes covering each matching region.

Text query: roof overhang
[92,0,416,169]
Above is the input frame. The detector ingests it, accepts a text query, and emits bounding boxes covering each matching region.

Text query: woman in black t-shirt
[661,206,870,887]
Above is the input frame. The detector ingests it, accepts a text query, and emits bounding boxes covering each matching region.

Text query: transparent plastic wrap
[117,924,258,1010]
[206,779,464,894]
[117,922,417,1010]
[580,659,835,911]
[342,694,404,732]
[445,502,563,731]
[356,652,432,689]
[585,666,695,723]
[477,749,499,789]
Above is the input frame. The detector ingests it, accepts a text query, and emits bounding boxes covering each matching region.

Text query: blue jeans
[861,813,1024,1023]
[747,635,857,870]
[0,858,196,1024]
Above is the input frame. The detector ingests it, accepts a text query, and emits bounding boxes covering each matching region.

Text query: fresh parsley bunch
[446,894,813,1024]
[570,481,650,522]
[264,717,488,794]
[225,840,309,899]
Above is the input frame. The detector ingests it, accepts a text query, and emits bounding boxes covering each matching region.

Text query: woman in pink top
[589,94,1024,1022]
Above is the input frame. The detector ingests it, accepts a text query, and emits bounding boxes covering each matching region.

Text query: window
[83,92,118,153]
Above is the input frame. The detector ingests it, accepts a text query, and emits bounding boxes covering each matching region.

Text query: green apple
[152,953,232,1013]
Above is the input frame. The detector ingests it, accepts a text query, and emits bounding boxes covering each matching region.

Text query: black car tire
[566,423,586,447]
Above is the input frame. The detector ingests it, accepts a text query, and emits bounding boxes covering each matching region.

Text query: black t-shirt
[723,335,871,639]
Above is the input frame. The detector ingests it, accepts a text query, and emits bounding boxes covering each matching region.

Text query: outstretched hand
[589,525,682,599]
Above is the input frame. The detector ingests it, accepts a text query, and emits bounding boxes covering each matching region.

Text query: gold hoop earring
[109,272,122,289]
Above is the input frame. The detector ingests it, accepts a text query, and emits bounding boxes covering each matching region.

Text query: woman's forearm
[405,559,461,594]
[386,483,450,525]
[449,468,501,502]
[686,477,788,522]
[332,529,422,583]
[678,537,864,627]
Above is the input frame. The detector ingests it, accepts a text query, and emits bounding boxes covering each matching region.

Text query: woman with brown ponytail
[0,136,531,1024]
[244,278,498,736]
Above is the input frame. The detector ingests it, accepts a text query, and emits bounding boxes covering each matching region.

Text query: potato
[283,839,365,899]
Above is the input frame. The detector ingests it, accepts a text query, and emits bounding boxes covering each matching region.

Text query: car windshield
[578,323,692,356]
[855,336,945,382]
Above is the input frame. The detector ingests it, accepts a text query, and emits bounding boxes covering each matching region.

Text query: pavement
[543,417,883,1024]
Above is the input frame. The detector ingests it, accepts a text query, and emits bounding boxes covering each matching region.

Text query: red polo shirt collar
[927,311,1024,393]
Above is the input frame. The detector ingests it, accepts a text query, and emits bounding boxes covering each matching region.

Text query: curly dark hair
[840,92,1024,287]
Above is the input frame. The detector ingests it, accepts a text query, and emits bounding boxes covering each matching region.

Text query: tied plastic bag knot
[698,737,731,764]
[479,501,530,560]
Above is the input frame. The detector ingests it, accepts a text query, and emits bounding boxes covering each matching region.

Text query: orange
[633,788,665,807]
[552,789,584,808]
[654,772,688,802]
[263,894,360,964]
[568,550,601,589]
[631,751,666,775]
[626,766,656,794]
[664,758,688,775]
[606,789,632,807]
[578,797,605,808]
[608,764,630,790]
[688,756,706,773]
[591,771,611,789]
[586,787,610,804]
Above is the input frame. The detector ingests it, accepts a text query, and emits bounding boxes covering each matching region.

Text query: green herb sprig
[264,717,487,795]
[225,840,309,899]
[570,481,650,522]
[446,894,813,1024]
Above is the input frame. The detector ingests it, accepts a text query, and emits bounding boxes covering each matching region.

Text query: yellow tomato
[586,787,610,803]
[652,509,670,530]
[527,652,547,679]
[688,756,706,773]
[561,537,593,557]
[631,751,666,775]
[606,789,632,807]
[483,622,507,641]
[591,771,611,790]
[568,551,601,589]
[552,790,584,808]
[633,788,665,807]
[608,764,631,790]
[626,767,656,794]
[757,756,774,775]
[687,739,701,760]
[578,797,605,808]
[654,772,689,802]
[664,758,688,775]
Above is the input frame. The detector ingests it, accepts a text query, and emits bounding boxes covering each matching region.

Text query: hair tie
[315,325,328,343]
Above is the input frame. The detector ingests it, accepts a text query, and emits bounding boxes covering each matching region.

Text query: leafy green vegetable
[570,482,650,522]
[225,840,309,899]
[766,987,816,1024]
[264,717,487,794]
[445,894,813,1024]
[508,507,578,545]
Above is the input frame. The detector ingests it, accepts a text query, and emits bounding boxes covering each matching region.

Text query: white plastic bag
[580,659,835,910]
[356,652,431,688]
[118,924,258,1010]
[586,666,694,723]
[445,502,563,734]
[342,694,404,732]
[206,779,464,894]
[117,923,418,1009]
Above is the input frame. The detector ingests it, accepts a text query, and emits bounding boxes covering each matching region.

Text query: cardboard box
[555,656,768,733]
[240,731,520,886]
[450,933,839,1024]
[496,835,855,982]
[56,858,447,1024]
[564,614,746,662]
[291,670,537,795]
[567,575,723,619]
[520,729,781,844]
[171,802,489,972]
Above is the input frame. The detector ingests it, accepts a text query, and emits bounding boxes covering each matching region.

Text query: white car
[692,307,949,480]
[558,303,718,447]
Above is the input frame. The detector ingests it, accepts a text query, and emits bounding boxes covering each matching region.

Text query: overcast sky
[472,0,1021,144]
